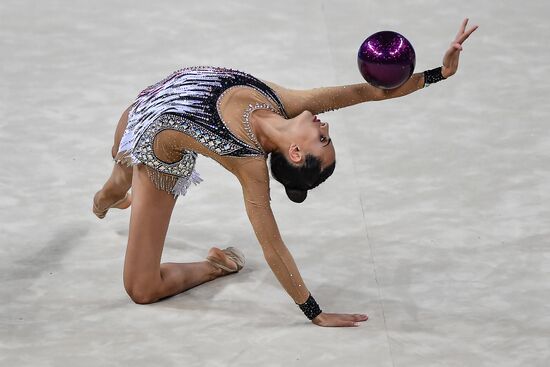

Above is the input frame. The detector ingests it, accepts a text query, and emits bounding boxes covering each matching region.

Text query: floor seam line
[357,189,396,367]
[321,4,395,365]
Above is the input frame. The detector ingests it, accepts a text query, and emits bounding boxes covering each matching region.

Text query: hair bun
[285,187,308,203]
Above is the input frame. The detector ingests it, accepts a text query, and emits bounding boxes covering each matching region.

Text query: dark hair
[269,151,336,203]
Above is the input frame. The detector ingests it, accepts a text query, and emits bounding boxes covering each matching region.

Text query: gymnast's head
[269,110,336,203]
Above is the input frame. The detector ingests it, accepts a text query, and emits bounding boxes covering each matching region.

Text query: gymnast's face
[288,110,335,169]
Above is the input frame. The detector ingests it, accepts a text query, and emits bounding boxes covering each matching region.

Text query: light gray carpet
[1,1,548,366]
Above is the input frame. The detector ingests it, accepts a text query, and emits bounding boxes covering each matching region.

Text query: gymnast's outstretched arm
[235,159,368,327]
[236,160,311,304]
[263,76,425,117]
[263,18,478,117]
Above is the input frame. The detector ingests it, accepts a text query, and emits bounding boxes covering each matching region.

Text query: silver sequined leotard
[116,66,288,197]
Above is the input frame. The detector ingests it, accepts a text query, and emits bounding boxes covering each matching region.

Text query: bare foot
[93,190,132,219]
[206,247,239,276]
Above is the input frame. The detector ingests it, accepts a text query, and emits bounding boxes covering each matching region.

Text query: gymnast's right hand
[312,312,369,327]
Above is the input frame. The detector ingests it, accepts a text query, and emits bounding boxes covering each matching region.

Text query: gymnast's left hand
[441,18,479,78]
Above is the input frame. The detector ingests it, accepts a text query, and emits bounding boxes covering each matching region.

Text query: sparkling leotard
[117,66,288,196]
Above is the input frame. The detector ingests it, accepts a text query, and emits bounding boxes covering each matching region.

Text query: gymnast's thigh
[123,165,177,286]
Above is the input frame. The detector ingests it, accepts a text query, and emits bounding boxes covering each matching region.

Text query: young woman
[93,19,477,327]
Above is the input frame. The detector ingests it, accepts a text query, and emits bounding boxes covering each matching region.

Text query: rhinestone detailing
[297,293,323,320]
[134,115,198,177]
[242,102,279,154]
[215,84,285,156]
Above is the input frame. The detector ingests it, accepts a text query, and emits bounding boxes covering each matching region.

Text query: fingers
[331,312,368,320]
[332,319,362,327]
[456,18,468,39]
[457,24,479,44]
[329,313,369,326]
[346,313,369,322]
[454,17,479,45]
[331,319,358,327]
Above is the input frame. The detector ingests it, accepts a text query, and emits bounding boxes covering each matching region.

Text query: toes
[207,247,221,258]
[207,247,238,273]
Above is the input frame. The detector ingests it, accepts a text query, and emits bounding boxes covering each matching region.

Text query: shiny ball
[357,31,416,89]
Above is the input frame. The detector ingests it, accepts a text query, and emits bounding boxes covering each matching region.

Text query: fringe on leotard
[114,150,203,198]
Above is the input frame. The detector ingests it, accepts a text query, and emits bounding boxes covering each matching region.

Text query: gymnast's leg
[93,106,133,217]
[123,165,237,304]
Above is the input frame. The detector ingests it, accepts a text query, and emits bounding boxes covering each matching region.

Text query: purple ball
[357,31,416,89]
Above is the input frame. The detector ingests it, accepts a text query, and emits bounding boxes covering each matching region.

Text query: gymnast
[93,19,477,327]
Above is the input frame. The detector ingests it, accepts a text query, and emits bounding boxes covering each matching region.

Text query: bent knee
[125,283,159,305]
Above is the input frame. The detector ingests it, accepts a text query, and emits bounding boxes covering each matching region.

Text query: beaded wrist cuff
[297,293,323,320]
[423,67,446,87]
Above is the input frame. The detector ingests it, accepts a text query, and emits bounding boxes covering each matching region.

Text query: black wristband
[423,67,446,87]
[297,293,322,320]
